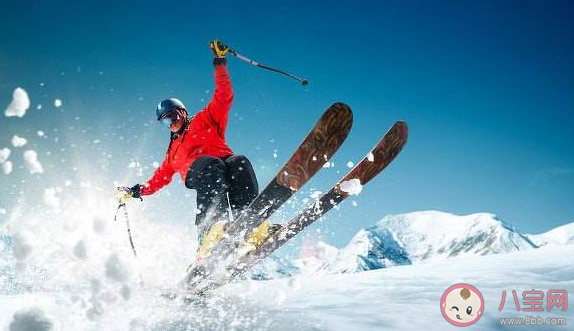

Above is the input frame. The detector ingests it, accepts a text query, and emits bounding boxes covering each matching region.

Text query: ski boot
[185,220,227,276]
[234,221,283,258]
[197,220,228,260]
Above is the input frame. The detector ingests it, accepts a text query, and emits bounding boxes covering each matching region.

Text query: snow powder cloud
[9,308,54,331]
[4,87,30,117]
[12,234,32,262]
[0,147,10,163]
[105,254,130,283]
[43,187,61,209]
[23,150,44,174]
[11,135,28,147]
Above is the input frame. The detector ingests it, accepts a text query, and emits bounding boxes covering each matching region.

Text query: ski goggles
[158,110,182,128]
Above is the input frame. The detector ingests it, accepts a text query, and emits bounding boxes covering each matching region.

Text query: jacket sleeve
[203,64,233,138]
[140,157,175,196]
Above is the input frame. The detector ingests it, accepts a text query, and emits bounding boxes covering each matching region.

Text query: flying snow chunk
[23,150,44,174]
[73,240,88,260]
[43,188,60,209]
[9,308,54,331]
[37,131,45,137]
[54,99,62,107]
[367,152,375,162]
[0,208,6,214]
[152,161,159,168]
[105,254,129,283]
[12,135,27,147]
[323,161,334,168]
[0,147,10,163]
[347,161,354,168]
[310,190,322,199]
[339,178,363,195]
[128,161,143,176]
[4,87,30,117]
[2,161,13,174]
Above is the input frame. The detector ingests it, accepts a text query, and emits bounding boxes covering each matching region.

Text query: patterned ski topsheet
[188,121,409,296]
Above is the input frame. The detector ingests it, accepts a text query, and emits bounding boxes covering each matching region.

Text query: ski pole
[114,187,141,258]
[227,47,309,86]
[114,203,138,257]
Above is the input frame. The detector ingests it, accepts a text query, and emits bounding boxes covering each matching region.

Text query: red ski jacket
[140,64,234,196]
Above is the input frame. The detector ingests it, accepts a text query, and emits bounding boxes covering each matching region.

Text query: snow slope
[2,209,573,330]
[1,239,573,330]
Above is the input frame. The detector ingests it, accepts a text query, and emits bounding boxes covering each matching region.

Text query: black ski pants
[185,154,258,238]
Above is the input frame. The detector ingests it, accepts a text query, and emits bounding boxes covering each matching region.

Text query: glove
[210,40,230,66]
[209,39,230,58]
[115,184,141,204]
[130,184,141,198]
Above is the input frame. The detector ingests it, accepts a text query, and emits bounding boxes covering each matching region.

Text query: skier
[117,40,261,259]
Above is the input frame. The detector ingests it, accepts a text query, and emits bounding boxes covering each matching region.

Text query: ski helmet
[156,98,186,120]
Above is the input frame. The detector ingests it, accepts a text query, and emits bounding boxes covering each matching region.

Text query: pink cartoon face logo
[441,284,484,326]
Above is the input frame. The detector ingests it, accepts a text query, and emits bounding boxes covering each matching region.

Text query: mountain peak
[527,221,574,247]
[253,211,573,279]
[301,211,538,275]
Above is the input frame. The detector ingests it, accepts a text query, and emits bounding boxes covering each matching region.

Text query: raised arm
[201,40,233,137]
[203,60,233,137]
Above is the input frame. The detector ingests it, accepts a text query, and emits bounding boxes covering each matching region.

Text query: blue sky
[1,0,573,250]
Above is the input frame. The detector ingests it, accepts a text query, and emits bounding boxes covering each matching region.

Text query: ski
[188,121,408,297]
[181,102,353,288]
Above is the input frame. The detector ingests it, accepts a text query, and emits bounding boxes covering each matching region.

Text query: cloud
[11,135,27,147]
[4,87,30,117]
[23,150,44,174]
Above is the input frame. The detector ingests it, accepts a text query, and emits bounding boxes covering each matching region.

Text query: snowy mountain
[254,211,574,279]
[527,221,574,247]
[296,211,539,275]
